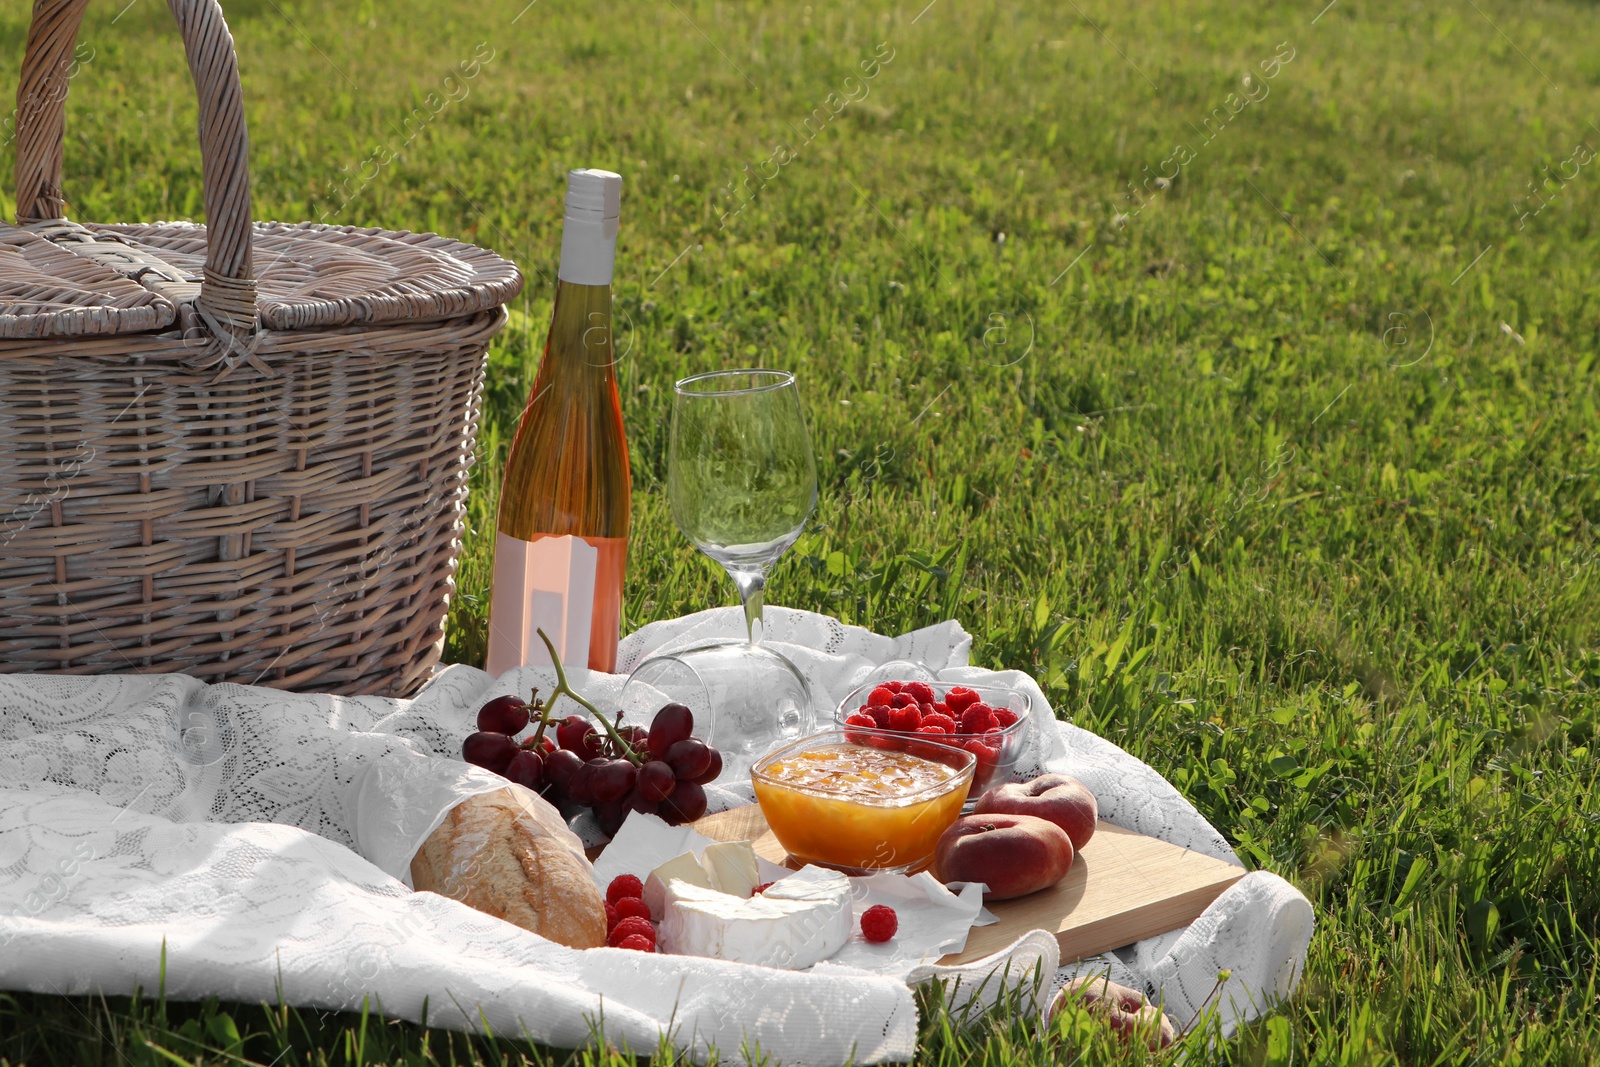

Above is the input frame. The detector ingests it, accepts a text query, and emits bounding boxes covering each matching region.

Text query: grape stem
[524,687,550,748]
[535,628,643,764]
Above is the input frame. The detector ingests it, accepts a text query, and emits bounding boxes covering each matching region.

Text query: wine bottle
[487,169,630,675]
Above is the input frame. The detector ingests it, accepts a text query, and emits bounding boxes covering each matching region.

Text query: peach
[934,813,1073,899]
[974,773,1098,850]
[1051,975,1176,1050]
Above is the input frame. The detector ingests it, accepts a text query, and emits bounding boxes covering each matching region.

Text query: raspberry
[888,705,923,732]
[608,917,656,947]
[922,712,957,733]
[867,686,896,708]
[604,902,619,929]
[607,875,644,906]
[890,693,915,709]
[960,707,1000,735]
[868,704,892,728]
[993,707,1019,728]
[614,896,652,922]
[910,725,955,759]
[932,701,951,716]
[844,712,878,744]
[883,680,905,693]
[906,682,936,705]
[751,882,775,896]
[865,732,906,752]
[919,702,937,718]
[945,687,981,713]
[964,738,1000,779]
[861,904,898,943]
[617,933,656,952]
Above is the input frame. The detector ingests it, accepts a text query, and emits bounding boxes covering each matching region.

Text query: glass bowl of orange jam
[751,729,975,875]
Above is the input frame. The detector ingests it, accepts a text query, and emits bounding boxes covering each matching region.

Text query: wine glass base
[620,640,817,784]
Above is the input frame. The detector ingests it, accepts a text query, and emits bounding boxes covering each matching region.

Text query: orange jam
[753,743,972,872]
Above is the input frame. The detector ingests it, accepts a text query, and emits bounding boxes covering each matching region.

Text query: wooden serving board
[690,805,1244,966]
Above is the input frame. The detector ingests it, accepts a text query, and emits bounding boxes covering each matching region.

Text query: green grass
[3,0,1599,1063]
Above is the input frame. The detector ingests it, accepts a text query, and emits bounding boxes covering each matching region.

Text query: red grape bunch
[461,630,723,836]
[463,693,722,836]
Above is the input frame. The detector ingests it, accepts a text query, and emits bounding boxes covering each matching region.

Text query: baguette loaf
[411,787,607,949]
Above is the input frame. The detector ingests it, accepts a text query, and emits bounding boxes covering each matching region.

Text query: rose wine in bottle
[487,168,629,675]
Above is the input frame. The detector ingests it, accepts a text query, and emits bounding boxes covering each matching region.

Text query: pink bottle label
[486,532,597,676]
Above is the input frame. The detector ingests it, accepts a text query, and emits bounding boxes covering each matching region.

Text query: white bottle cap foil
[558,168,622,285]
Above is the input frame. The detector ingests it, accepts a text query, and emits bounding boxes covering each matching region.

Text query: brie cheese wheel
[643,851,715,919]
[703,840,761,898]
[658,866,853,969]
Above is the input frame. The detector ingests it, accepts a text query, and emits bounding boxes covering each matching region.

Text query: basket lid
[0,225,177,339]
[22,220,523,333]
[5,0,517,349]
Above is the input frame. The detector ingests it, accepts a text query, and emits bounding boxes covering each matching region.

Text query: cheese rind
[658,866,852,969]
[643,851,714,918]
[703,840,761,898]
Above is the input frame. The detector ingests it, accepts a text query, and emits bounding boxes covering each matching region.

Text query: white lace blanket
[0,608,1312,1064]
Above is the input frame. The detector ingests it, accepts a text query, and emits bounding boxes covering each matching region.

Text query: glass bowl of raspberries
[833,679,1031,798]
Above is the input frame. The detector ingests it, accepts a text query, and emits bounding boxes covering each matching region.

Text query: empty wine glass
[620,369,820,782]
[667,369,818,643]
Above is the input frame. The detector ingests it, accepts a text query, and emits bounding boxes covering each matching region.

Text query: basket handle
[14,0,257,343]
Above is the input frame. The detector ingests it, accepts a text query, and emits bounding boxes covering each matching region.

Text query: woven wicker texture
[0,228,177,337]
[87,222,525,331]
[0,0,523,695]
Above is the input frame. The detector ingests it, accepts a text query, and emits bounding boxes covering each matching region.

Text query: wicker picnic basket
[0,0,522,695]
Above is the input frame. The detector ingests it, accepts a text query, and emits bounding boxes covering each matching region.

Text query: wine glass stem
[730,568,766,645]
